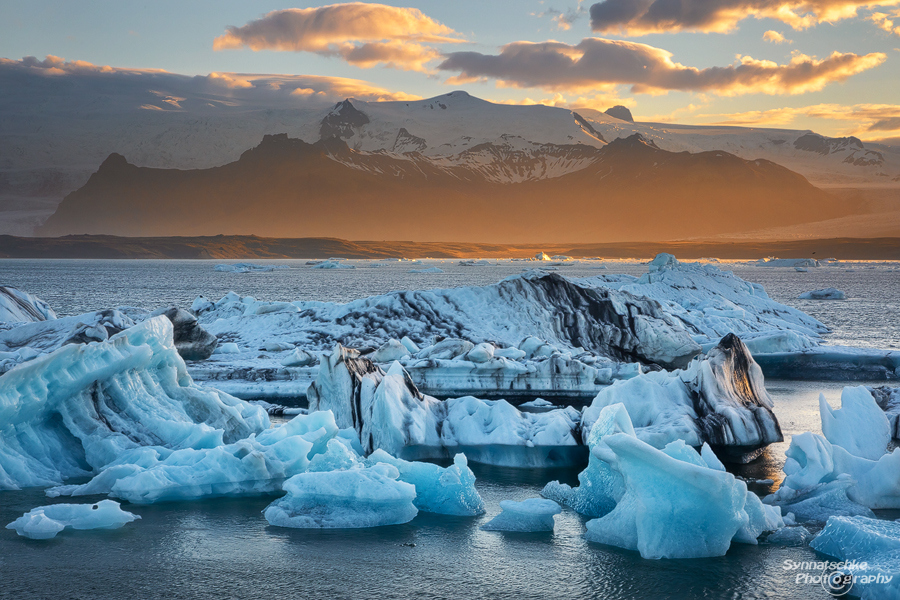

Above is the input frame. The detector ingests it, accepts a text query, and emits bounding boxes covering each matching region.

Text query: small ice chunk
[281,348,317,367]
[263,463,418,529]
[371,339,410,363]
[416,339,474,360]
[765,526,810,546]
[213,342,240,354]
[481,498,561,532]
[265,341,295,352]
[6,500,139,539]
[400,336,420,354]
[494,347,526,360]
[466,343,494,363]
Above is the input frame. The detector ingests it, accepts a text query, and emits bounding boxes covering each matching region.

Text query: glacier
[6,499,139,539]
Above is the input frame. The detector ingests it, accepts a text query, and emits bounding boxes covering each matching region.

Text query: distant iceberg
[215,263,288,273]
[798,288,846,300]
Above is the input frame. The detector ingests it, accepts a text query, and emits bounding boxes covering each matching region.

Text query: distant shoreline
[0,235,897,260]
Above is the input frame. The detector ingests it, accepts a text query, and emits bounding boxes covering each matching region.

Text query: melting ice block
[481,498,561,532]
[6,500,139,539]
[263,463,418,529]
[798,288,845,300]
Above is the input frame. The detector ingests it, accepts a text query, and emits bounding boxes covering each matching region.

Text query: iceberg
[192,270,703,402]
[263,463,418,529]
[809,516,900,600]
[308,346,584,467]
[0,316,268,491]
[50,410,340,503]
[582,334,783,461]
[481,498,561,532]
[754,258,819,268]
[365,450,484,516]
[6,500,139,539]
[798,288,846,300]
[214,263,287,273]
[819,387,891,460]
[765,389,900,521]
[870,386,900,439]
[582,431,780,559]
[409,267,444,273]
[0,286,56,324]
[310,261,355,270]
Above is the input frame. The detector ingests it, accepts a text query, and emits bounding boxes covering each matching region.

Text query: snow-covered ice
[6,500,139,539]
[481,498,560,532]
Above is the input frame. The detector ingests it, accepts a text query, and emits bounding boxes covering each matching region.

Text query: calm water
[0,259,898,599]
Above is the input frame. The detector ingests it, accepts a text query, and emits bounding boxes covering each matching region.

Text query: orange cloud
[588,0,900,34]
[438,38,885,96]
[213,3,462,72]
[763,30,792,42]
[870,9,900,33]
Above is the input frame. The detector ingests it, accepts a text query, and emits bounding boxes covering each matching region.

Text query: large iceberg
[191,270,704,399]
[0,316,268,490]
[809,516,900,600]
[582,334,783,461]
[263,463,418,529]
[580,254,827,347]
[6,500,139,539]
[576,406,782,559]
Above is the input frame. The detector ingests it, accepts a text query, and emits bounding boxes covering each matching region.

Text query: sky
[2,0,900,139]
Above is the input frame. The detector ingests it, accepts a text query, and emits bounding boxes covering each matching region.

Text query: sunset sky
[2,0,900,139]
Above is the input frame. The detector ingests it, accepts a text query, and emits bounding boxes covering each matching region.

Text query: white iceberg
[754,258,819,268]
[0,286,56,323]
[214,263,287,273]
[799,288,846,300]
[263,463,418,529]
[819,387,891,460]
[481,498,560,532]
[310,261,355,270]
[409,267,444,274]
[6,500,139,539]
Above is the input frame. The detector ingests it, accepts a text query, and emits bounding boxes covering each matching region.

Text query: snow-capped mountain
[2,89,898,236]
[36,131,850,242]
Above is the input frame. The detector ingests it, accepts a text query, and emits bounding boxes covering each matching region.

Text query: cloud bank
[699,102,900,137]
[0,55,418,113]
[438,38,885,95]
[588,0,900,34]
[214,3,461,72]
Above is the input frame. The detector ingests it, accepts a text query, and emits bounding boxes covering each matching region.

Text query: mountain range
[5,90,898,239]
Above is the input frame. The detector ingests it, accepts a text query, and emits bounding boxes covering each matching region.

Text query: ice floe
[481,498,560,532]
[215,263,288,273]
[6,500,139,539]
